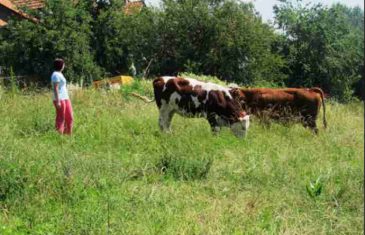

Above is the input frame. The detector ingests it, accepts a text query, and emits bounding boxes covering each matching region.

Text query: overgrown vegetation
[0,0,363,101]
[274,1,364,102]
[0,78,363,233]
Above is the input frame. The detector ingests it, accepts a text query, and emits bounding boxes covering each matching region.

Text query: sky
[144,0,364,23]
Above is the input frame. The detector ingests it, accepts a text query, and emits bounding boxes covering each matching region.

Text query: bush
[156,153,213,181]
[0,0,363,101]
[0,0,103,85]
[274,2,364,101]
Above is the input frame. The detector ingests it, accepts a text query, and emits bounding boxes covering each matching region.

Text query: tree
[0,0,103,85]
[274,0,364,101]
[94,2,160,77]
[152,0,286,85]
[0,0,362,102]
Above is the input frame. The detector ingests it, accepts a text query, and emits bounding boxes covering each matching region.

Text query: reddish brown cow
[230,87,327,134]
[153,76,250,137]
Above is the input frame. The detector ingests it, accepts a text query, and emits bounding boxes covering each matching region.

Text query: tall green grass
[0,81,363,234]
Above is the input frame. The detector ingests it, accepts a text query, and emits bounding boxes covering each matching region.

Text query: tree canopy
[274,0,364,101]
[0,0,363,101]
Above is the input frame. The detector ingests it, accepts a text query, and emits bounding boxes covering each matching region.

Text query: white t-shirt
[51,71,69,101]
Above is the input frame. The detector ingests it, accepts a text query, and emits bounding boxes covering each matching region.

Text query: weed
[306,176,323,199]
[156,153,213,181]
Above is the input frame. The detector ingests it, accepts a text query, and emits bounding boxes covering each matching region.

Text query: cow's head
[230,111,250,138]
[206,89,249,138]
[220,93,250,138]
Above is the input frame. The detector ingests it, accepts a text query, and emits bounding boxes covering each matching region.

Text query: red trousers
[53,99,73,135]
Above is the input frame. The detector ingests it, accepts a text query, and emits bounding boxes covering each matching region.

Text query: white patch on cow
[238,115,250,122]
[161,76,175,92]
[184,77,232,101]
[231,115,250,138]
[160,76,232,101]
[169,91,181,106]
[161,76,175,83]
[191,95,201,108]
[159,99,173,132]
[158,92,183,131]
[242,115,250,131]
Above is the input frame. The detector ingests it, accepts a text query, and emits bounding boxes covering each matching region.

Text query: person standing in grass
[51,58,73,135]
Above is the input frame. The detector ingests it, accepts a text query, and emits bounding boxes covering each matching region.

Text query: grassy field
[0,80,363,234]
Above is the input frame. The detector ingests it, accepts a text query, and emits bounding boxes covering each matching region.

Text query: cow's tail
[130,92,155,103]
[311,87,327,129]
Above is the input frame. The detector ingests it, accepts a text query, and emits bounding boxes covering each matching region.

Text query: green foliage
[9,67,18,95]
[120,79,152,100]
[153,0,286,84]
[306,176,323,199]
[274,1,364,101]
[212,1,286,85]
[0,0,103,85]
[94,2,159,76]
[0,84,4,100]
[0,0,363,101]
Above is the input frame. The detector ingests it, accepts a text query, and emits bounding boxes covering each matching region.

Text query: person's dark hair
[54,58,64,71]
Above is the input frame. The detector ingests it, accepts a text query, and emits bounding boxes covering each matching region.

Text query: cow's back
[242,88,321,106]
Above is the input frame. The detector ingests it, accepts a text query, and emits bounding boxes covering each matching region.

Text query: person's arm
[53,82,61,108]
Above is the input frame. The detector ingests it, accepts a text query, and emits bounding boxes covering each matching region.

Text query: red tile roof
[124,0,145,15]
[11,0,43,9]
[0,0,17,10]
[0,0,39,25]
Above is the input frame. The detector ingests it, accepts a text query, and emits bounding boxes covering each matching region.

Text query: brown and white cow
[230,87,327,134]
[153,76,250,137]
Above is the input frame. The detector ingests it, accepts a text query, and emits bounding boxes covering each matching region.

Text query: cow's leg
[207,114,220,134]
[308,117,318,134]
[302,115,318,134]
[159,107,174,132]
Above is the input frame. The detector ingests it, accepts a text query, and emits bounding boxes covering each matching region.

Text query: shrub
[156,153,213,181]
